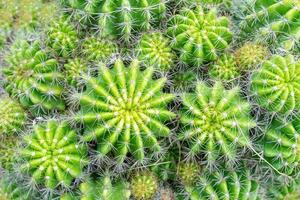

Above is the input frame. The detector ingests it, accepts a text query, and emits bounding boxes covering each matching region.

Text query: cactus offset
[64,58,88,87]
[0,135,20,171]
[177,162,200,185]
[130,171,158,200]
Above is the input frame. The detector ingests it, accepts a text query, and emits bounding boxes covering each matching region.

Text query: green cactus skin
[130,171,158,200]
[0,97,27,135]
[250,55,300,115]
[137,32,175,71]
[0,135,19,171]
[74,59,175,163]
[151,152,177,181]
[47,18,78,58]
[2,40,66,114]
[261,116,300,176]
[0,175,32,200]
[82,36,117,63]
[99,0,166,42]
[167,6,232,66]
[171,70,197,92]
[234,42,268,71]
[64,58,88,87]
[179,81,256,164]
[238,0,300,51]
[209,53,240,81]
[183,168,260,200]
[177,162,200,185]
[268,179,300,200]
[20,120,88,189]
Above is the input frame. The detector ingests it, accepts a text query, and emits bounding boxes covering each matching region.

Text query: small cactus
[130,171,158,200]
[136,32,175,71]
[2,40,66,114]
[250,55,300,115]
[167,6,232,66]
[179,81,255,164]
[20,120,88,189]
[177,162,200,185]
[171,70,197,92]
[0,135,20,170]
[0,97,27,134]
[64,58,88,87]
[74,59,175,162]
[268,179,300,200]
[151,152,177,181]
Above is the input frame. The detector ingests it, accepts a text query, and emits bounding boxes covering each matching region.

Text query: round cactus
[47,18,78,58]
[74,59,175,163]
[261,115,300,176]
[268,179,300,200]
[130,171,158,200]
[234,42,268,71]
[0,175,32,200]
[251,55,300,115]
[179,81,256,164]
[0,97,27,134]
[209,53,240,81]
[2,40,66,114]
[0,135,20,170]
[137,32,175,71]
[64,58,88,87]
[20,120,88,189]
[99,0,166,42]
[177,162,200,185]
[167,6,232,66]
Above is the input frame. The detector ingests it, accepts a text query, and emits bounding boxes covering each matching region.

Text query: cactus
[177,162,200,185]
[64,58,88,87]
[136,32,175,71]
[99,0,166,42]
[0,97,27,134]
[268,179,300,200]
[0,135,20,170]
[130,171,158,200]
[179,81,255,164]
[234,42,268,71]
[209,53,240,81]
[20,120,88,189]
[237,0,300,51]
[261,115,300,176]
[74,59,175,163]
[2,40,66,114]
[167,6,232,66]
[250,55,300,115]
[47,18,78,58]
[171,70,197,92]
[151,152,177,181]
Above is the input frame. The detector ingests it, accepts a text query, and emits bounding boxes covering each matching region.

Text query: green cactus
[0,175,32,200]
[179,81,256,164]
[261,115,300,176]
[0,135,20,170]
[234,42,268,71]
[47,18,78,58]
[99,0,166,42]
[209,53,240,81]
[74,59,175,163]
[64,58,88,87]
[167,5,232,66]
[0,97,27,134]
[237,0,300,51]
[177,162,200,185]
[151,152,177,181]
[251,55,300,115]
[20,120,88,189]
[268,179,300,200]
[130,171,158,200]
[171,70,197,92]
[2,40,66,114]
[136,32,175,71]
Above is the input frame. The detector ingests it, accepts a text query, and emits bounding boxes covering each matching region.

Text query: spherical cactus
[237,0,300,51]
[0,97,27,134]
[64,58,88,87]
[130,171,158,200]
[136,32,175,71]
[20,120,88,189]
[234,42,268,71]
[167,6,232,66]
[0,175,32,200]
[0,135,20,170]
[183,168,261,199]
[177,162,200,185]
[2,40,66,114]
[179,81,256,164]
[250,55,300,115]
[74,59,175,163]
[209,53,240,81]
[261,115,300,176]
[47,18,78,58]
[268,179,300,200]
[99,0,166,42]
[81,36,117,63]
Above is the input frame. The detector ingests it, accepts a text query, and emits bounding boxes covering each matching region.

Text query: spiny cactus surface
[64,58,88,87]
[130,171,158,200]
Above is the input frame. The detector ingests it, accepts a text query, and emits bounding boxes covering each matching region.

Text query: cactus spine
[130,171,158,200]
[64,58,88,87]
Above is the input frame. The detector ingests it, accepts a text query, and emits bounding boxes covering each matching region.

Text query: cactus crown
[177,162,200,185]
[130,171,158,200]
[64,58,88,87]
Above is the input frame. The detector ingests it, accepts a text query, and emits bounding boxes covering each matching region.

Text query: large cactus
[167,6,232,66]
[251,55,300,115]
[2,40,66,114]
[74,59,175,163]
[20,120,88,189]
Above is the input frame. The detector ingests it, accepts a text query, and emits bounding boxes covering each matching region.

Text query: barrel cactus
[64,58,88,87]
[167,6,232,66]
[171,70,197,92]
[2,40,66,114]
[136,32,175,71]
[179,81,255,164]
[74,59,175,163]
[268,179,300,200]
[20,120,88,189]
[130,171,158,200]
[251,55,300,115]
[0,135,20,170]
[177,162,200,185]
